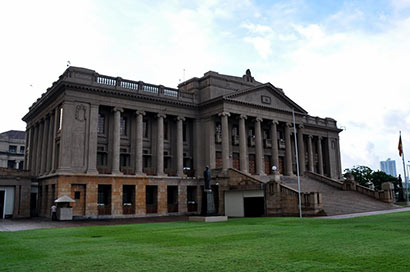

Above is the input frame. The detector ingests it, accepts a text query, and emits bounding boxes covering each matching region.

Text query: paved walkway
[0,216,188,232]
[323,207,410,219]
[2,208,410,232]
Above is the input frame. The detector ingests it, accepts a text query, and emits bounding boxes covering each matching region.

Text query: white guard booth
[55,195,75,221]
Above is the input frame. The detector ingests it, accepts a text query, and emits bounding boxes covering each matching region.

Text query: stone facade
[0,130,25,169]
[0,168,32,218]
[23,67,342,218]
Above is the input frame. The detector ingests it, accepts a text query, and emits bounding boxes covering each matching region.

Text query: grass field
[1,212,410,272]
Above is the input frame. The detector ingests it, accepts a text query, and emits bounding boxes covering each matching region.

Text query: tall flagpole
[292,109,302,218]
[400,131,409,203]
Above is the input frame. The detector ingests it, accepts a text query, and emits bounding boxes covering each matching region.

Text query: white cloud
[1,0,410,177]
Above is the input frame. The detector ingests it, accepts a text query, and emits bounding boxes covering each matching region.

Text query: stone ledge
[188,216,228,222]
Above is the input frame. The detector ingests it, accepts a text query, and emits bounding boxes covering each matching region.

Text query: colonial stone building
[0,130,25,169]
[23,67,342,218]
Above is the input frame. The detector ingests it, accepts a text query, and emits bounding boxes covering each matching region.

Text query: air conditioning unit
[232,135,239,145]
[248,136,255,147]
[215,133,222,143]
[279,139,286,149]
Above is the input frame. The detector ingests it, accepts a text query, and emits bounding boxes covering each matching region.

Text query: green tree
[343,165,397,190]
[344,165,373,186]
[371,170,397,190]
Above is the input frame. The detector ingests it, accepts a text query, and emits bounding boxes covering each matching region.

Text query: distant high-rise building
[380,158,397,177]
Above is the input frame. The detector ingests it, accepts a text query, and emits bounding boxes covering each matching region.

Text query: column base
[86,169,99,175]
[135,171,146,177]
[111,170,123,176]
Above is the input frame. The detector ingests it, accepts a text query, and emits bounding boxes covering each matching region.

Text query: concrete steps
[281,176,397,216]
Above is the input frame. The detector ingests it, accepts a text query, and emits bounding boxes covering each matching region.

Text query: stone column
[297,125,305,175]
[135,110,145,175]
[112,107,123,175]
[271,120,279,170]
[42,117,49,174]
[36,120,44,176]
[46,112,54,173]
[50,108,59,172]
[317,136,324,175]
[176,116,185,177]
[87,104,99,174]
[24,126,32,170]
[239,115,248,173]
[219,112,231,171]
[30,124,38,175]
[307,135,314,172]
[15,160,20,169]
[284,123,293,176]
[255,117,265,175]
[207,118,216,169]
[156,113,166,176]
[40,116,49,175]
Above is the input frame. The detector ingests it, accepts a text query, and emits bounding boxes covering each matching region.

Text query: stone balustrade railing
[304,116,338,129]
[267,180,323,216]
[306,171,394,203]
[59,67,195,103]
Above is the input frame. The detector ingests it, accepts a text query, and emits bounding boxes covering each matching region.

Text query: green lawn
[1,212,410,272]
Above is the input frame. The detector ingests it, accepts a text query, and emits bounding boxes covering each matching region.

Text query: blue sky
[1,0,410,175]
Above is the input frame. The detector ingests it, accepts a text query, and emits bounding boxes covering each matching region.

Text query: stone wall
[0,168,32,218]
[38,175,201,219]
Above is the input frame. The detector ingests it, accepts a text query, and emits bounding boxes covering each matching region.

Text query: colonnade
[214,112,326,176]
[25,107,59,176]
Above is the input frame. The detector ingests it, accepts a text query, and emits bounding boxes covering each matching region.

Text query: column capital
[254,117,263,123]
[271,120,279,125]
[286,122,293,127]
[135,110,146,116]
[112,107,123,113]
[239,114,247,120]
[218,112,231,117]
[318,136,323,141]
[157,113,166,119]
[308,135,314,139]
[298,124,304,129]
[176,116,186,122]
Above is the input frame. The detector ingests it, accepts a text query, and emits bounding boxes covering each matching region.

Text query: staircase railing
[305,171,344,189]
[305,171,394,203]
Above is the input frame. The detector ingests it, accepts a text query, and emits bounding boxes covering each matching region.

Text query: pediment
[225,84,307,114]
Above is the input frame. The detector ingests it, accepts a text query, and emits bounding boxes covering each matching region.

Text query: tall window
[58,107,63,131]
[183,123,187,142]
[143,119,149,138]
[120,117,127,136]
[98,114,105,134]
[19,146,25,154]
[8,145,17,153]
[232,125,238,136]
[164,120,169,141]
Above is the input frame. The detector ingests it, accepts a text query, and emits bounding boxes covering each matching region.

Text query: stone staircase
[280,175,397,216]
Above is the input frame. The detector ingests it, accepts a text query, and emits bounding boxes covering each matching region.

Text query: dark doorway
[30,193,37,217]
[146,185,158,214]
[244,197,265,217]
[97,185,111,215]
[167,186,178,213]
[211,185,219,214]
[72,184,86,216]
[187,186,198,212]
[123,185,135,214]
[0,191,4,219]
